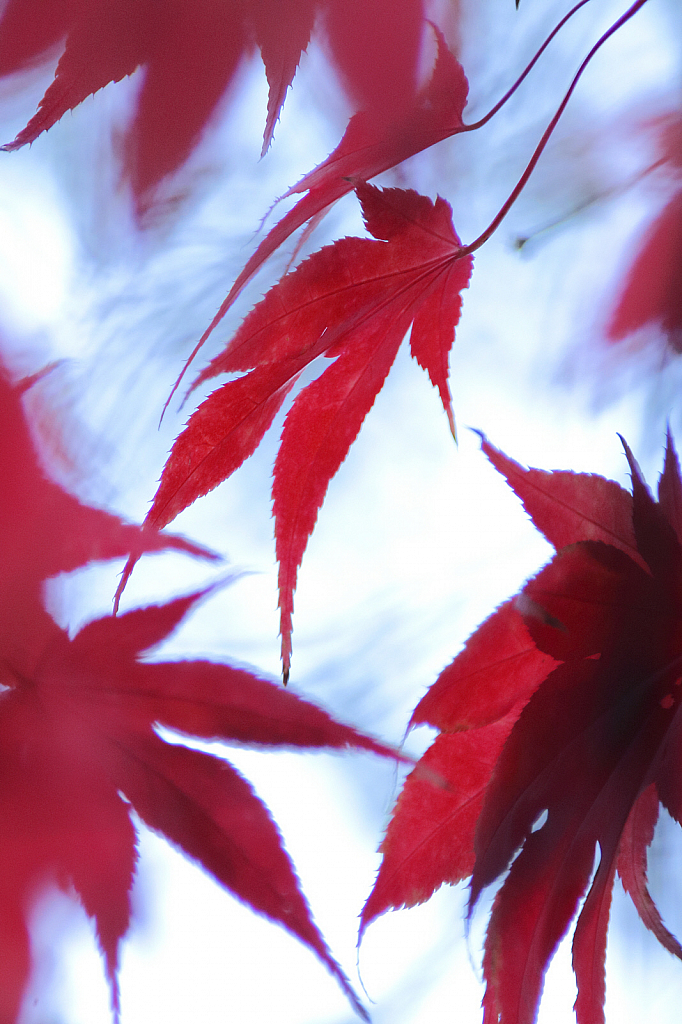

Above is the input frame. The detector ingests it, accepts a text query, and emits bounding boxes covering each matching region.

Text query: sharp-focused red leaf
[409,600,556,732]
[0,0,431,205]
[366,433,682,1024]
[135,363,303,537]
[478,433,640,562]
[135,183,471,679]
[192,29,468,351]
[273,321,406,675]
[360,718,515,939]
[617,784,682,958]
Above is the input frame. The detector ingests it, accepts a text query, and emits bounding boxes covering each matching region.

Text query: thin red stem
[463,0,595,132]
[459,0,651,257]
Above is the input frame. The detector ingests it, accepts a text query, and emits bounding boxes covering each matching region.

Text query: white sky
[0,1,682,1022]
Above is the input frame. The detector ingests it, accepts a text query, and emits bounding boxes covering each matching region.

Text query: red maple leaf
[185,27,469,358]
[0,357,401,1022]
[0,363,216,668]
[362,432,682,1024]
[606,111,682,352]
[118,182,473,680]
[0,0,426,204]
[1,587,399,1023]
[607,188,682,352]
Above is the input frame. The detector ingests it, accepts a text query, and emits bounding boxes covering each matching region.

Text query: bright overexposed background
[1,1,682,1022]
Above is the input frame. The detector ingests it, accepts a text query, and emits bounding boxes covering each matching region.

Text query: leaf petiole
[458,0,652,258]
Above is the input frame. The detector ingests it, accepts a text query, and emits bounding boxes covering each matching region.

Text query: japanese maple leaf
[0,584,400,1023]
[177,26,468,375]
[0,362,216,670]
[118,182,473,680]
[0,0,426,204]
[362,431,682,1024]
[607,188,682,352]
[607,112,682,352]
[0,355,398,1021]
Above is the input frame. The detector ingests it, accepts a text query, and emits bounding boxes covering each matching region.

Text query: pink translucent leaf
[0,0,73,74]
[254,0,315,154]
[607,190,682,352]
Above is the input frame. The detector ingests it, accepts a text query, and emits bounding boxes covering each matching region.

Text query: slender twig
[463,0,595,131]
[459,0,651,257]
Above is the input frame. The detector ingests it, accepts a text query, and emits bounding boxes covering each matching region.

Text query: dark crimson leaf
[658,427,682,544]
[521,541,653,662]
[617,784,682,959]
[360,718,515,939]
[478,433,640,563]
[366,434,682,1024]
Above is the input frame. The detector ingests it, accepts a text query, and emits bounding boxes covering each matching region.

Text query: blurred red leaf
[1,585,403,1021]
[607,189,682,352]
[0,0,427,204]
[0,356,404,1022]
[364,431,682,1024]
[0,363,216,673]
[122,183,472,679]
[606,109,682,353]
